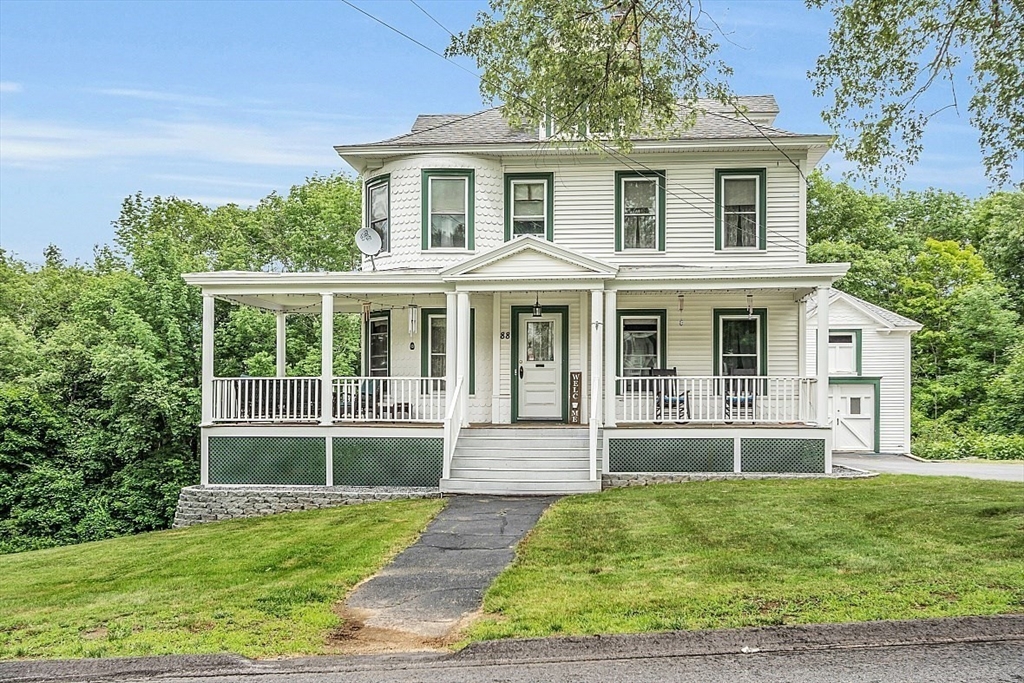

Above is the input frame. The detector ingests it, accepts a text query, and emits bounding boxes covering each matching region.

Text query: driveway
[835,453,1023,482]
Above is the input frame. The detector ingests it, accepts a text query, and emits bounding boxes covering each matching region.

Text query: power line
[341,0,810,255]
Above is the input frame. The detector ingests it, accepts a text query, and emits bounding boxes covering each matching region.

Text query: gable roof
[441,235,617,281]
[807,290,922,331]
[337,96,818,151]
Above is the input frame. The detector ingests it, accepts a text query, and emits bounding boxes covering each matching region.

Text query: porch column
[491,292,501,424]
[201,293,214,427]
[457,291,471,427]
[816,286,832,472]
[320,293,334,426]
[590,289,604,479]
[445,291,458,416]
[275,311,287,377]
[603,289,617,427]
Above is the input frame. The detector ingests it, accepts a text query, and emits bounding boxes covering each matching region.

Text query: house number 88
[500,331,510,339]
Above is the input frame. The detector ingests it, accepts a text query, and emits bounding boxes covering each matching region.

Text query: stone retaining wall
[171,485,441,527]
[602,466,876,488]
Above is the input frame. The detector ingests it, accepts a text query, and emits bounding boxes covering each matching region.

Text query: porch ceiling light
[408,303,419,336]
[533,293,542,318]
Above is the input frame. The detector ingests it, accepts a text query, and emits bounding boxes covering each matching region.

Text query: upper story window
[828,330,860,375]
[505,173,553,241]
[716,169,767,251]
[422,169,475,251]
[615,170,666,252]
[365,175,390,253]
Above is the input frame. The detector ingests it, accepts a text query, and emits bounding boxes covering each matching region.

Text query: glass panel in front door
[526,321,554,362]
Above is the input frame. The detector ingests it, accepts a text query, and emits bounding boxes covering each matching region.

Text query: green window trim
[510,305,570,423]
[829,328,863,376]
[829,376,881,453]
[615,170,666,252]
[715,168,767,251]
[615,309,668,394]
[504,172,554,241]
[420,308,476,395]
[363,310,391,376]
[421,169,475,251]
[364,173,390,253]
[712,308,768,376]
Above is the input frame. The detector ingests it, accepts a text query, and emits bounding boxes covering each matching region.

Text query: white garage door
[829,384,876,452]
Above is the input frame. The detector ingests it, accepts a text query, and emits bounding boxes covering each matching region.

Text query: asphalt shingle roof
[808,290,921,329]
[341,96,813,149]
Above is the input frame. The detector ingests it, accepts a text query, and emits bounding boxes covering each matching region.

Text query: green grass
[467,476,1024,641]
[0,498,444,660]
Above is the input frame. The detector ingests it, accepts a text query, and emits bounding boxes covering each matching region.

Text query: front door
[829,384,875,452]
[516,312,563,420]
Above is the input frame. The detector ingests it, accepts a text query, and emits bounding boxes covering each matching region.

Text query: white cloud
[90,88,223,107]
[0,82,23,93]
[0,117,338,168]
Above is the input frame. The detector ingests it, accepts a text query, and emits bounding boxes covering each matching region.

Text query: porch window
[713,308,768,376]
[828,330,860,375]
[420,309,476,394]
[715,169,766,250]
[615,170,666,251]
[422,169,475,250]
[505,173,553,240]
[365,174,390,252]
[367,313,389,377]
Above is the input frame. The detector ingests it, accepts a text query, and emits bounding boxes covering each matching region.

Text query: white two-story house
[184,95,851,494]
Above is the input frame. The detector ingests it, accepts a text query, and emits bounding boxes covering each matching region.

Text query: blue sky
[0,0,992,264]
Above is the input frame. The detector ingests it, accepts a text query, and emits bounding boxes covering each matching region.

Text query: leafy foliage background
[0,172,1021,553]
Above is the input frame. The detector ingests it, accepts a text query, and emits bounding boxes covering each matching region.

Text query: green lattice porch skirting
[207,436,442,486]
[607,436,826,473]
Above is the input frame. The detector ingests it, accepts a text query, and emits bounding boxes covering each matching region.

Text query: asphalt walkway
[834,452,1023,482]
[342,494,558,639]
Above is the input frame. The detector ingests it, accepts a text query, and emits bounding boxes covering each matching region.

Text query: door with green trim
[516,312,562,419]
[830,384,875,452]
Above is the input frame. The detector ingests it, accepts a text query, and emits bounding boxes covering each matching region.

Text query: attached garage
[806,292,921,454]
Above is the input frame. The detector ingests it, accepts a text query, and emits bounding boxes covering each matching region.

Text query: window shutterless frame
[365,311,391,377]
[615,170,666,252]
[715,168,767,251]
[364,174,390,253]
[419,308,475,395]
[421,169,475,251]
[504,173,554,241]
[615,309,667,394]
[712,309,768,376]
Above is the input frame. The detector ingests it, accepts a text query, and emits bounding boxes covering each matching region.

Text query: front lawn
[468,476,1024,641]
[0,498,444,659]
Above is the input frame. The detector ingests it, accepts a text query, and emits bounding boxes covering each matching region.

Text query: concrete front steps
[440,426,603,495]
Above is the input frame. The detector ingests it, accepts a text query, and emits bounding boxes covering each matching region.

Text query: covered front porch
[185,237,848,490]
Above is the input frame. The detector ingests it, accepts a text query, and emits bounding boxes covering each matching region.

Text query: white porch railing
[332,376,446,422]
[211,377,321,422]
[442,376,466,479]
[616,376,818,424]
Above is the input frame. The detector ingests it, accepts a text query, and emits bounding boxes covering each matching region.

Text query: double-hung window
[714,309,767,376]
[616,310,667,392]
[422,169,475,250]
[420,309,475,394]
[505,173,553,240]
[716,169,766,250]
[828,330,860,375]
[365,175,390,253]
[615,171,665,251]
[367,313,390,377]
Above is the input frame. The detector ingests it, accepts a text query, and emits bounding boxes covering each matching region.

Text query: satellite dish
[355,228,382,271]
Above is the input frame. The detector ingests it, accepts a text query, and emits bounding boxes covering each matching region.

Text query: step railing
[442,376,466,479]
[211,377,321,422]
[616,376,817,424]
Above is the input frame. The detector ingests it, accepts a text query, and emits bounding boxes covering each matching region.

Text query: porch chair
[652,367,690,424]
[339,379,381,420]
[724,367,758,422]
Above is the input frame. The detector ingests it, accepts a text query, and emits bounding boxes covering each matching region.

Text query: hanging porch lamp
[746,292,754,319]
[533,292,542,318]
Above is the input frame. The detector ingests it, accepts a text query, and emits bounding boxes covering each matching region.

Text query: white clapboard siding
[807,297,913,453]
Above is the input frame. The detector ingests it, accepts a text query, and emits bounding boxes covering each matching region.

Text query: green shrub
[913,433,1024,461]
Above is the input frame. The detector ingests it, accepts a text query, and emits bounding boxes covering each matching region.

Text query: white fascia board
[448,275,610,292]
[182,270,447,296]
[334,135,836,160]
[612,262,850,291]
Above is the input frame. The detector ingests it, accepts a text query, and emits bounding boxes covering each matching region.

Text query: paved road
[343,495,558,638]
[835,452,1024,482]
[5,616,1020,683]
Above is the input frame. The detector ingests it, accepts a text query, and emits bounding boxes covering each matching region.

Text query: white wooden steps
[440,427,603,495]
